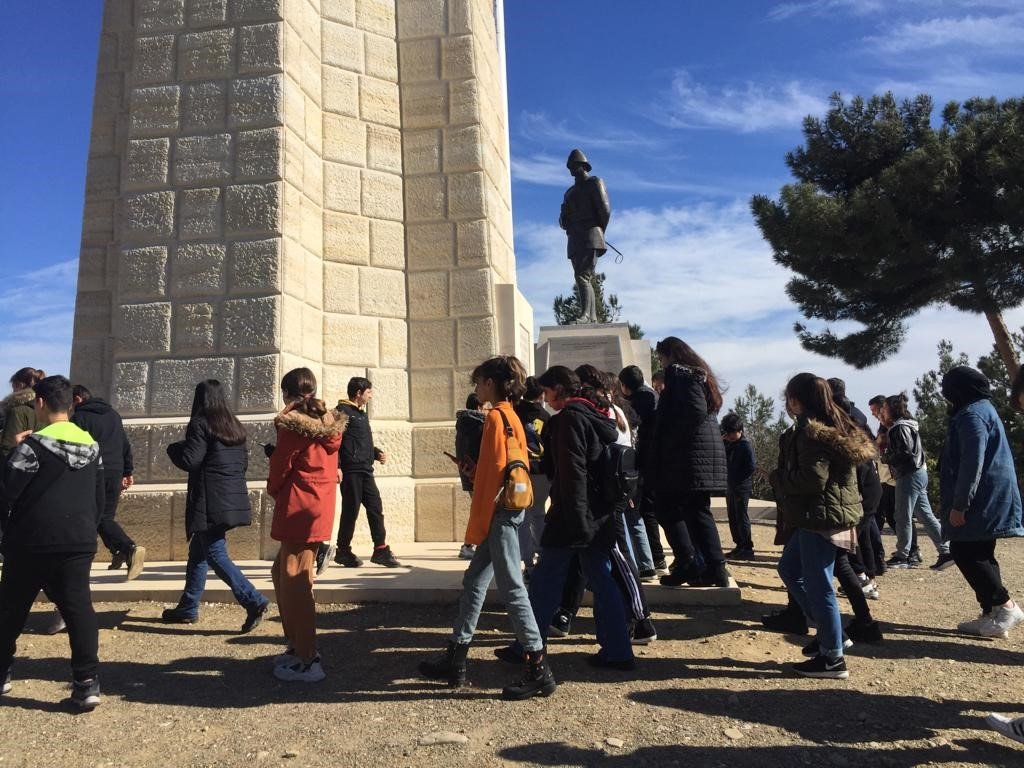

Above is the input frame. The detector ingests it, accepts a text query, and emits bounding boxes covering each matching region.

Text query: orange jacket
[464,402,527,546]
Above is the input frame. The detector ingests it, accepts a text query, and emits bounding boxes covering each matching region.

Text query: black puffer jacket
[652,364,727,494]
[71,397,134,477]
[336,400,381,474]
[167,417,252,537]
[454,408,486,492]
[540,399,619,549]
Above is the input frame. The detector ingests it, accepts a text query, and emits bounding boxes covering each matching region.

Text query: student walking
[267,368,345,682]
[162,381,269,634]
[1,368,45,461]
[419,356,556,700]
[514,377,551,575]
[771,373,875,679]
[721,413,756,560]
[939,366,1024,639]
[0,376,104,710]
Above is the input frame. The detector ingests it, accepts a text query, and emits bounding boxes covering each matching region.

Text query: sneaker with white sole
[458,544,476,560]
[274,656,326,682]
[930,552,956,571]
[70,678,101,710]
[2,670,11,695]
[980,602,1024,638]
[986,713,1024,745]
[862,580,881,600]
[315,544,335,576]
[958,612,993,636]
[272,648,298,667]
[125,545,146,582]
[792,654,849,679]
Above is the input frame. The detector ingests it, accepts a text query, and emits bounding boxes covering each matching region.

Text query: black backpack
[597,442,639,511]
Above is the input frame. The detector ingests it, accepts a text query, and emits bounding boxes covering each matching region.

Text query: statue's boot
[576,274,597,324]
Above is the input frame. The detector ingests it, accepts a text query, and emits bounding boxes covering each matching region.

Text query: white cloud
[768,0,884,21]
[658,71,828,133]
[867,13,1024,54]
[874,66,1024,104]
[518,112,665,151]
[0,259,76,380]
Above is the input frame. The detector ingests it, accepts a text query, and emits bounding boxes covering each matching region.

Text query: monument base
[535,323,652,382]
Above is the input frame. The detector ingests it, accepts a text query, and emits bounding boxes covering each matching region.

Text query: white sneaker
[2,671,11,695]
[458,544,476,560]
[980,602,1024,638]
[986,713,1024,744]
[862,580,880,600]
[274,656,326,682]
[272,648,297,667]
[958,612,993,636]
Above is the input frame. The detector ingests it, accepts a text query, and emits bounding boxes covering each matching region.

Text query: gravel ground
[2,523,1023,768]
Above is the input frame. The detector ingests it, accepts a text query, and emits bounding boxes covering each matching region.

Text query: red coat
[268,407,346,543]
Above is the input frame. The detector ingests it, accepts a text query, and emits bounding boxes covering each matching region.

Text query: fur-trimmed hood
[2,388,35,412]
[803,418,877,465]
[274,408,347,441]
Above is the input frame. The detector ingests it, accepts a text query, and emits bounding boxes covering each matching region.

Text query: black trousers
[637,479,665,564]
[951,539,1010,612]
[725,491,752,550]
[336,471,386,550]
[98,474,134,556]
[834,549,873,624]
[0,549,99,681]
[655,490,725,567]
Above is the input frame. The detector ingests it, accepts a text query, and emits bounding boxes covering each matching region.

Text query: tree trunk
[984,308,1021,377]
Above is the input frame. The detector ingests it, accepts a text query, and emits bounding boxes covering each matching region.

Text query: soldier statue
[559,148,611,324]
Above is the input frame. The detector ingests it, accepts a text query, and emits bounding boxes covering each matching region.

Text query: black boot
[418,641,470,687]
[501,650,557,701]
[660,557,702,587]
[693,562,732,588]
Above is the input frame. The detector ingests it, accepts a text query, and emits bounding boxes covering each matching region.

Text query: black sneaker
[493,645,524,664]
[548,610,572,638]
[930,552,956,571]
[727,547,756,561]
[70,678,101,710]
[692,563,732,588]
[334,550,363,568]
[638,568,658,582]
[161,607,199,624]
[660,559,702,587]
[315,543,335,576]
[501,655,557,700]
[793,655,849,679]
[761,607,809,635]
[885,555,911,569]
[908,550,923,567]
[241,601,269,634]
[108,552,125,571]
[586,654,636,672]
[653,558,668,573]
[845,619,884,643]
[802,634,852,657]
[632,617,658,645]
[370,546,402,568]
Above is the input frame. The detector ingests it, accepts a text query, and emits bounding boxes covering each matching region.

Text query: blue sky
[1,0,1023,415]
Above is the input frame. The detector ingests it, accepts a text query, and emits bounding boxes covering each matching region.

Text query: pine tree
[730,384,790,501]
[751,93,1024,376]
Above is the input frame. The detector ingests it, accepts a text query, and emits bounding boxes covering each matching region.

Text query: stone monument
[69,0,533,559]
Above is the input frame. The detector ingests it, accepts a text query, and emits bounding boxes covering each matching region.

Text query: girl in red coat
[267,368,345,682]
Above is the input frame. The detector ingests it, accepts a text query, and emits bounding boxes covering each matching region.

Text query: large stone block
[227,489,264,559]
[369,219,404,269]
[456,218,488,266]
[371,422,413,477]
[111,361,150,416]
[323,20,364,72]
[323,65,358,116]
[399,81,447,130]
[118,491,174,560]
[406,221,454,270]
[396,0,446,39]
[85,156,120,199]
[183,81,227,130]
[231,0,283,22]
[237,127,282,179]
[358,266,406,318]
[230,238,281,293]
[180,28,235,80]
[173,301,217,352]
[119,245,169,299]
[410,368,454,421]
[301,302,324,359]
[323,163,362,215]
[412,425,457,478]
[447,171,487,220]
[130,85,181,135]
[229,74,283,128]
[123,423,152,482]
[323,262,360,313]
[366,367,409,420]
[238,355,279,412]
[174,134,233,185]
[189,0,229,26]
[374,477,414,543]
[223,295,280,351]
[409,320,453,369]
[443,124,483,173]
[124,137,170,190]
[457,316,496,366]
[407,271,448,320]
[179,187,223,239]
[323,0,355,24]
[441,34,475,80]
[361,169,403,221]
[453,484,471,542]
[134,34,176,84]
[77,248,106,292]
[151,357,235,414]
[404,174,444,222]
[323,113,366,166]
[402,128,441,175]
[171,242,226,296]
[239,22,282,74]
[366,124,401,173]
[415,483,453,541]
[448,78,479,125]
[398,38,439,83]
[356,0,394,35]
[323,364,366,404]
[137,0,186,32]
[450,267,492,317]
[378,317,407,368]
[364,32,398,81]
[69,338,108,400]
[116,301,172,354]
[148,423,187,481]
[359,76,400,126]
[225,182,282,235]
[323,314,380,366]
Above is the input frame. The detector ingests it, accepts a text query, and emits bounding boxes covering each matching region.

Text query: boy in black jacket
[721,413,756,560]
[0,375,104,710]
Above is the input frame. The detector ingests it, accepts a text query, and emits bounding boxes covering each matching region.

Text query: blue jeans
[177,528,267,616]
[894,467,948,558]
[778,529,844,659]
[518,475,550,566]
[452,509,543,652]
[527,544,634,663]
[624,502,655,572]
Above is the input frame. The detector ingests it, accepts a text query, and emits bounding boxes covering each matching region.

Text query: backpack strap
[496,408,515,438]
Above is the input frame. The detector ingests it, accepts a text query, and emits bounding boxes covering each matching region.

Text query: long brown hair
[190,380,247,446]
[785,373,857,436]
[655,336,723,412]
[574,364,617,421]
[471,356,527,404]
[281,368,328,419]
[10,367,45,390]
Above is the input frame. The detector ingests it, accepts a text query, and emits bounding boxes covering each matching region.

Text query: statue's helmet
[566,148,591,172]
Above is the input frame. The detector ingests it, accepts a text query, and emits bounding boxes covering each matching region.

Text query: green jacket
[771,417,876,532]
[1,389,37,462]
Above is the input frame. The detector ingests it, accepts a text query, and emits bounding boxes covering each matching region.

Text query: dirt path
[2,524,1023,768]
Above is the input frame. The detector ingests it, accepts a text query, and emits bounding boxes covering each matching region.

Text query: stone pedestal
[535,323,651,381]
[70,0,531,558]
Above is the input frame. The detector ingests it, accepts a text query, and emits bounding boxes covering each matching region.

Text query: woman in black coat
[652,337,730,587]
[162,380,269,633]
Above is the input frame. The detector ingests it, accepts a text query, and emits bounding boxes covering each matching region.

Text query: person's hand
[262,442,276,458]
[338,469,343,483]
[377,451,387,465]
[13,430,31,445]
[949,509,967,527]
[121,475,134,492]
[459,456,477,483]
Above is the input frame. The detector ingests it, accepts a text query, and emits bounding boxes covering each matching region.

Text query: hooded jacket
[938,367,1023,542]
[1,389,38,461]
[167,416,252,538]
[335,399,381,474]
[725,436,755,495]
[771,417,876,532]
[1,421,104,554]
[71,397,134,478]
[627,384,657,475]
[268,407,345,543]
[454,408,487,492]
[652,364,727,495]
[540,399,619,549]
[881,418,925,479]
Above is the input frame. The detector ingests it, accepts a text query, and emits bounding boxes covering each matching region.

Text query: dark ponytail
[281,368,328,419]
